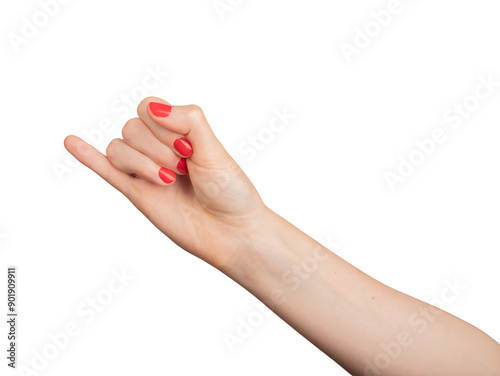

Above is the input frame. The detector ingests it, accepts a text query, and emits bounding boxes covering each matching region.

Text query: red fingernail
[177,158,188,174]
[174,138,193,157]
[149,102,172,117]
[159,167,176,184]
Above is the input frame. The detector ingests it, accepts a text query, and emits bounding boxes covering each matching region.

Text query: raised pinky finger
[64,135,137,198]
[106,138,176,186]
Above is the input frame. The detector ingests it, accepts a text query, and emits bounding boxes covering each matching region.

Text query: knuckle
[185,104,204,122]
[122,118,142,142]
[106,138,122,159]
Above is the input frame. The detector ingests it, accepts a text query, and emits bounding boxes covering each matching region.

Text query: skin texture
[65,97,500,376]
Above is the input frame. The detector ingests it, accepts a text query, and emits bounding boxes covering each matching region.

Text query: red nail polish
[177,158,188,174]
[149,102,172,117]
[174,138,193,157]
[158,167,176,184]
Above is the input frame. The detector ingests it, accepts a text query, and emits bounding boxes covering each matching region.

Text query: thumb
[137,97,230,167]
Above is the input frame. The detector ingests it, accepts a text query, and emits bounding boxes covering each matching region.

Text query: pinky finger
[64,135,138,199]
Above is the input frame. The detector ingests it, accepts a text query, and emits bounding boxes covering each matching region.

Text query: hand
[65,97,266,270]
[65,98,500,375]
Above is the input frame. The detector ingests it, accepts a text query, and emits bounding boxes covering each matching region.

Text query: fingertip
[159,167,176,186]
[177,158,188,175]
[137,96,169,117]
[64,135,77,151]
[174,138,193,157]
[148,101,172,118]
[64,135,89,157]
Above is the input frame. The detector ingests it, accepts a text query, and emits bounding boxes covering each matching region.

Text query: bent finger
[121,118,189,175]
[137,97,227,165]
[106,138,176,186]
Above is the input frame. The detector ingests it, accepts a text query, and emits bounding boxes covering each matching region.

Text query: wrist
[218,206,337,310]
[218,207,303,291]
[217,206,279,278]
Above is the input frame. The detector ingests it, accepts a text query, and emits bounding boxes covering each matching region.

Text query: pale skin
[64,97,500,375]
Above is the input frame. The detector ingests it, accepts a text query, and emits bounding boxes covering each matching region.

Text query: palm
[65,97,264,269]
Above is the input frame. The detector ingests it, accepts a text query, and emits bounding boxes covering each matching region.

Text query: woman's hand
[65,97,266,270]
[65,97,500,375]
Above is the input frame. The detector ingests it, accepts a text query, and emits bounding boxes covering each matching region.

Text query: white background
[1,0,500,375]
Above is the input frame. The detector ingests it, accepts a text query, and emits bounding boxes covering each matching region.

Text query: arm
[64,97,500,375]
[224,208,500,375]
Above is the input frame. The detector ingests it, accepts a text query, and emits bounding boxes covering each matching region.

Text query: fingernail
[149,102,172,117]
[159,167,176,184]
[177,158,188,174]
[174,138,193,157]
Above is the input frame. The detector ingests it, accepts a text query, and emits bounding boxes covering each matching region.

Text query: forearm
[67,97,500,374]
[222,208,500,375]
